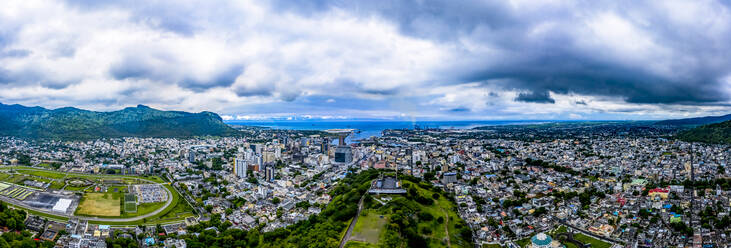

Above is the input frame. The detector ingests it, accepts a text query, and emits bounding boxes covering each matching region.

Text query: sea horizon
[224,119,643,141]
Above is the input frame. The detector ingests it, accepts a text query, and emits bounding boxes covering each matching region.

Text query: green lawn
[7,175,28,184]
[574,233,612,248]
[515,237,531,248]
[75,192,123,217]
[48,181,65,189]
[64,184,90,192]
[344,240,378,248]
[351,210,387,245]
[120,202,165,218]
[550,225,568,235]
[16,169,67,179]
[108,185,127,193]
[3,166,164,183]
[124,202,137,213]
[483,244,503,248]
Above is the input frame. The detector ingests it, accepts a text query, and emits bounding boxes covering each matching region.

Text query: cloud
[515,91,555,104]
[0,0,731,120]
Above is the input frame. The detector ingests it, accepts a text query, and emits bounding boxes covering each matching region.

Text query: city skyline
[2,0,731,120]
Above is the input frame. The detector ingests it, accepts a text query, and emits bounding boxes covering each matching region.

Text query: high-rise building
[321,138,330,154]
[234,157,247,178]
[334,146,353,163]
[327,129,354,164]
[188,150,196,163]
[265,166,275,182]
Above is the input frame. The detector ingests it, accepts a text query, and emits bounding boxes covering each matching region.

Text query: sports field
[75,192,121,217]
[124,193,137,213]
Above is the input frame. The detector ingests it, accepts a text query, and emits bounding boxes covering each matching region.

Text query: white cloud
[0,0,730,120]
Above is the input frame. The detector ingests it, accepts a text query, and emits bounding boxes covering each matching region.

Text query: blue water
[226,120,548,142]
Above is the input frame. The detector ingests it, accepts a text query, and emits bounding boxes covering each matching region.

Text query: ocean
[225,120,548,142]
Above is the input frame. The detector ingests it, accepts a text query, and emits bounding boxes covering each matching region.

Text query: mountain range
[654,113,731,126]
[677,120,731,144]
[0,103,239,139]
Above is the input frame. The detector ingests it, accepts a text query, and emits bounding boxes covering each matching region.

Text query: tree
[6,219,15,230]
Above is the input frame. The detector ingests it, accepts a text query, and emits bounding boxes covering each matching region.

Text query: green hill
[0,103,239,139]
[678,120,731,144]
[345,179,473,248]
[654,113,731,126]
[178,170,473,248]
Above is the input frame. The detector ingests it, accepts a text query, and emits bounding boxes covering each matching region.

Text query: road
[338,194,366,248]
[0,167,176,223]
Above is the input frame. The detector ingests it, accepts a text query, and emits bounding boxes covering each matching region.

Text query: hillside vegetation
[346,177,473,248]
[0,103,239,139]
[678,120,731,144]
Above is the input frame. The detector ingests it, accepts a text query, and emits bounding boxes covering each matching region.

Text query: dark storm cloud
[271,0,731,105]
[515,91,555,104]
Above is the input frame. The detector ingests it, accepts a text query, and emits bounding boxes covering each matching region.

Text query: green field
[514,237,531,248]
[574,233,612,248]
[124,202,137,213]
[19,169,67,179]
[75,192,122,217]
[124,193,136,202]
[2,166,165,184]
[108,185,127,193]
[350,210,387,245]
[64,184,90,191]
[0,166,166,195]
[344,240,378,248]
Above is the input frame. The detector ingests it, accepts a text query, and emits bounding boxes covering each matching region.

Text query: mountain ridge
[0,103,239,139]
[654,113,731,126]
[678,120,731,144]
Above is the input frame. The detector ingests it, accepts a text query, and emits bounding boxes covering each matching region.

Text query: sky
[1,0,731,121]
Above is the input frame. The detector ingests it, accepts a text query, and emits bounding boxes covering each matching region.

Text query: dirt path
[443,209,452,248]
[339,194,366,248]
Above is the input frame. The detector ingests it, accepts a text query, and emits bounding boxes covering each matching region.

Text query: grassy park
[574,233,612,248]
[75,192,122,217]
[350,210,388,245]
